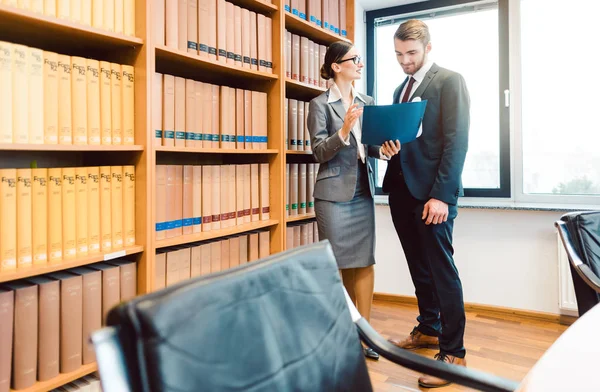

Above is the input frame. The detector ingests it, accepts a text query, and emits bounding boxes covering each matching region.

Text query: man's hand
[380,140,401,158]
[422,198,448,225]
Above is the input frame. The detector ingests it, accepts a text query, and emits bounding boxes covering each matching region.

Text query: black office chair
[91,241,519,392]
[555,211,600,317]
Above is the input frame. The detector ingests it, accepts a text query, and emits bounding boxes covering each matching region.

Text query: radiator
[557,232,578,314]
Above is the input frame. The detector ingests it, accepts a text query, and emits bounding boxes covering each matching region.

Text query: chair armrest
[555,220,600,293]
[90,327,133,392]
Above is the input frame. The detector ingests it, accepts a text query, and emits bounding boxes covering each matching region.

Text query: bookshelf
[0,0,353,389]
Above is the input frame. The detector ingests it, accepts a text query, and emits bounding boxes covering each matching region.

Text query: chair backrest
[98,240,372,392]
[557,211,600,316]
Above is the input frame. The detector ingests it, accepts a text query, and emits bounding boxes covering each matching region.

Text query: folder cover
[361,100,427,145]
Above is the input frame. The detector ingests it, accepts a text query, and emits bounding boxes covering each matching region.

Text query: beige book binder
[229,236,239,268]
[153,73,163,146]
[285,164,289,216]
[187,0,198,53]
[27,48,44,144]
[249,11,258,70]
[190,244,201,277]
[219,165,228,227]
[75,167,88,256]
[304,101,310,150]
[291,0,298,16]
[207,0,217,60]
[219,85,228,148]
[124,0,134,35]
[298,0,306,19]
[47,168,63,263]
[11,45,28,144]
[307,220,313,244]
[71,57,88,145]
[313,220,319,241]
[284,0,289,12]
[122,65,134,145]
[103,0,114,31]
[62,168,77,260]
[332,0,339,35]
[57,0,69,19]
[291,34,300,81]
[211,165,220,230]
[243,164,250,223]
[32,168,48,265]
[243,89,251,150]
[306,0,315,25]
[110,166,123,249]
[87,263,120,325]
[300,36,309,84]
[339,0,346,37]
[194,80,203,145]
[110,63,122,144]
[174,76,186,146]
[250,91,259,149]
[321,0,328,31]
[233,5,242,67]
[154,0,164,44]
[87,167,101,254]
[178,0,188,51]
[235,165,244,225]
[256,14,266,72]
[307,40,314,86]
[248,232,258,261]
[297,99,304,150]
[201,82,212,148]
[197,0,209,57]
[259,230,269,258]
[286,223,293,249]
[288,99,297,150]
[165,249,179,285]
[313,44,318,86]
[235,88,243,149]
[210,241,221,272]
[174,165,184,237]
[220,238,230,270]
[99,166,112,252]
[259,163,270,220]
[228,165,235,226]
[211,84,220,148]
[92,0,103,28]
[123,165,135,246]
[241,8,250,68]
[15,169,32,269]
[105,259,137,300]
[0,42,12,145]
[266,17,272,73]
[299,163,307,215]
[285,31,291,78]
[192,166,202,233]
[185,79,196,147]
[250,163,259,221]
[50,273,83,373]
[0,289,13,392]
[155,251,166,289]
[216,0,226,63]
[164,166,176,239]
[201,165,212,231]
[114,0,124,32]
[165,0,178,48]
[155,165,167,240]
[86,59,101,145]
[100,61,112,144]
[293,224,300,248]
[6,282,38,390]
[182,165,193,235]
[319,45,326,87]
[300,223,308,245]
[200,243,211,274]
[307,163,315,213]
[162,74,175,146]
[238,234,248,263]
[225,2,235,66]
[289,163,298,215]
[43,0,56,16]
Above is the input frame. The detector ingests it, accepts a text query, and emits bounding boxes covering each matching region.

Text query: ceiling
[357,0,428,12]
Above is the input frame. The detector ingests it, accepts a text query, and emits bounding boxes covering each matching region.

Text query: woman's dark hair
[320,41,354,80]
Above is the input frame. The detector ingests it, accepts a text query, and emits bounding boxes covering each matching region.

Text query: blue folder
[361,100,427,145]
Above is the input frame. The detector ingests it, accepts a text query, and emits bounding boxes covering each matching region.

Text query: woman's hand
[381,140,401,158]
[340,103,363,140]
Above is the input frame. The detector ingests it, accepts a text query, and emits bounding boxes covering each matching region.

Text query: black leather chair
[555,211,600,317]
[91,241,519,392]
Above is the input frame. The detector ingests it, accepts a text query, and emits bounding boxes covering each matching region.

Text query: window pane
[521,0,600,195]
[374,8,500,189]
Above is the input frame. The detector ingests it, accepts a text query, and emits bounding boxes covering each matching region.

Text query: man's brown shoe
[388,327,439,350]
[418,353,467,388]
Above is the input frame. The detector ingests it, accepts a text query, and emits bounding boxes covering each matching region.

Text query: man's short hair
[394,19,430,47]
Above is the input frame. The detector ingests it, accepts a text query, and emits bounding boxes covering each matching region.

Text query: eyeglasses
[337,56,362,65]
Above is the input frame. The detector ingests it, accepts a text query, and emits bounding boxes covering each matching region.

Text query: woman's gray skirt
[314,162,375,269]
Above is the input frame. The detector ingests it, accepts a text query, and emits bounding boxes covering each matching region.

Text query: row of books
[0,259,136,391]
[156,231,270,288]
[286,220,319,250]
[286,98,311,151]
[155,0,273,72]
[285,31,328,89]
[0,42,135,146]
[2,0,135,36]
[286,163,318,217]
[0,166,136,272]
[49,374,102,392]
[155,164,269,240]
[285,0,347,38]
[153,73,268,149]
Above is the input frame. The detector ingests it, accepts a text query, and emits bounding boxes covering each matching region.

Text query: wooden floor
[366,300,569,391]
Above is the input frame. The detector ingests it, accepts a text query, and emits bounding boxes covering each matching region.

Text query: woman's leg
[354,265,375,323]
[340,268,357,305]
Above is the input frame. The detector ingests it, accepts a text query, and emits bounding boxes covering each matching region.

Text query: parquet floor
[366,300,569,391]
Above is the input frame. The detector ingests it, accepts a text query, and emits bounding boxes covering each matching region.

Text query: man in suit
[382,19,470,388]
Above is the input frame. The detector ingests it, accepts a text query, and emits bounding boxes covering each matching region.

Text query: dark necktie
[401,77,416,103]
[390,76,416,178]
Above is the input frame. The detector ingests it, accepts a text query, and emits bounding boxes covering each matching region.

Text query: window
[366,0,510,197]
[519,0,600,197]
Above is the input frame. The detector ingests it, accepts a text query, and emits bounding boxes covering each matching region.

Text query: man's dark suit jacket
[382,63,470,206]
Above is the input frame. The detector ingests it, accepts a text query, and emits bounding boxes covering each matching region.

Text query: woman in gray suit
[307,41,400,360]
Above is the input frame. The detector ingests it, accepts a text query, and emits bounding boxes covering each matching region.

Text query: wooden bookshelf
[155,220,280,249]
[286,78,326,101]
[155,146,279,154]
[286,150,314,155]
[9,363,98,392]
[286,213,315,222]
[284,12,351,46]
[0,144,144,152]
[228,0,279,14]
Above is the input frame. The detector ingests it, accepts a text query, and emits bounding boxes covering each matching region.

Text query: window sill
[373,195,598,212]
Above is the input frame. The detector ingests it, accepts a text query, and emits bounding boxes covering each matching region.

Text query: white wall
[354,2,367,94]
[374,205,564,314]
